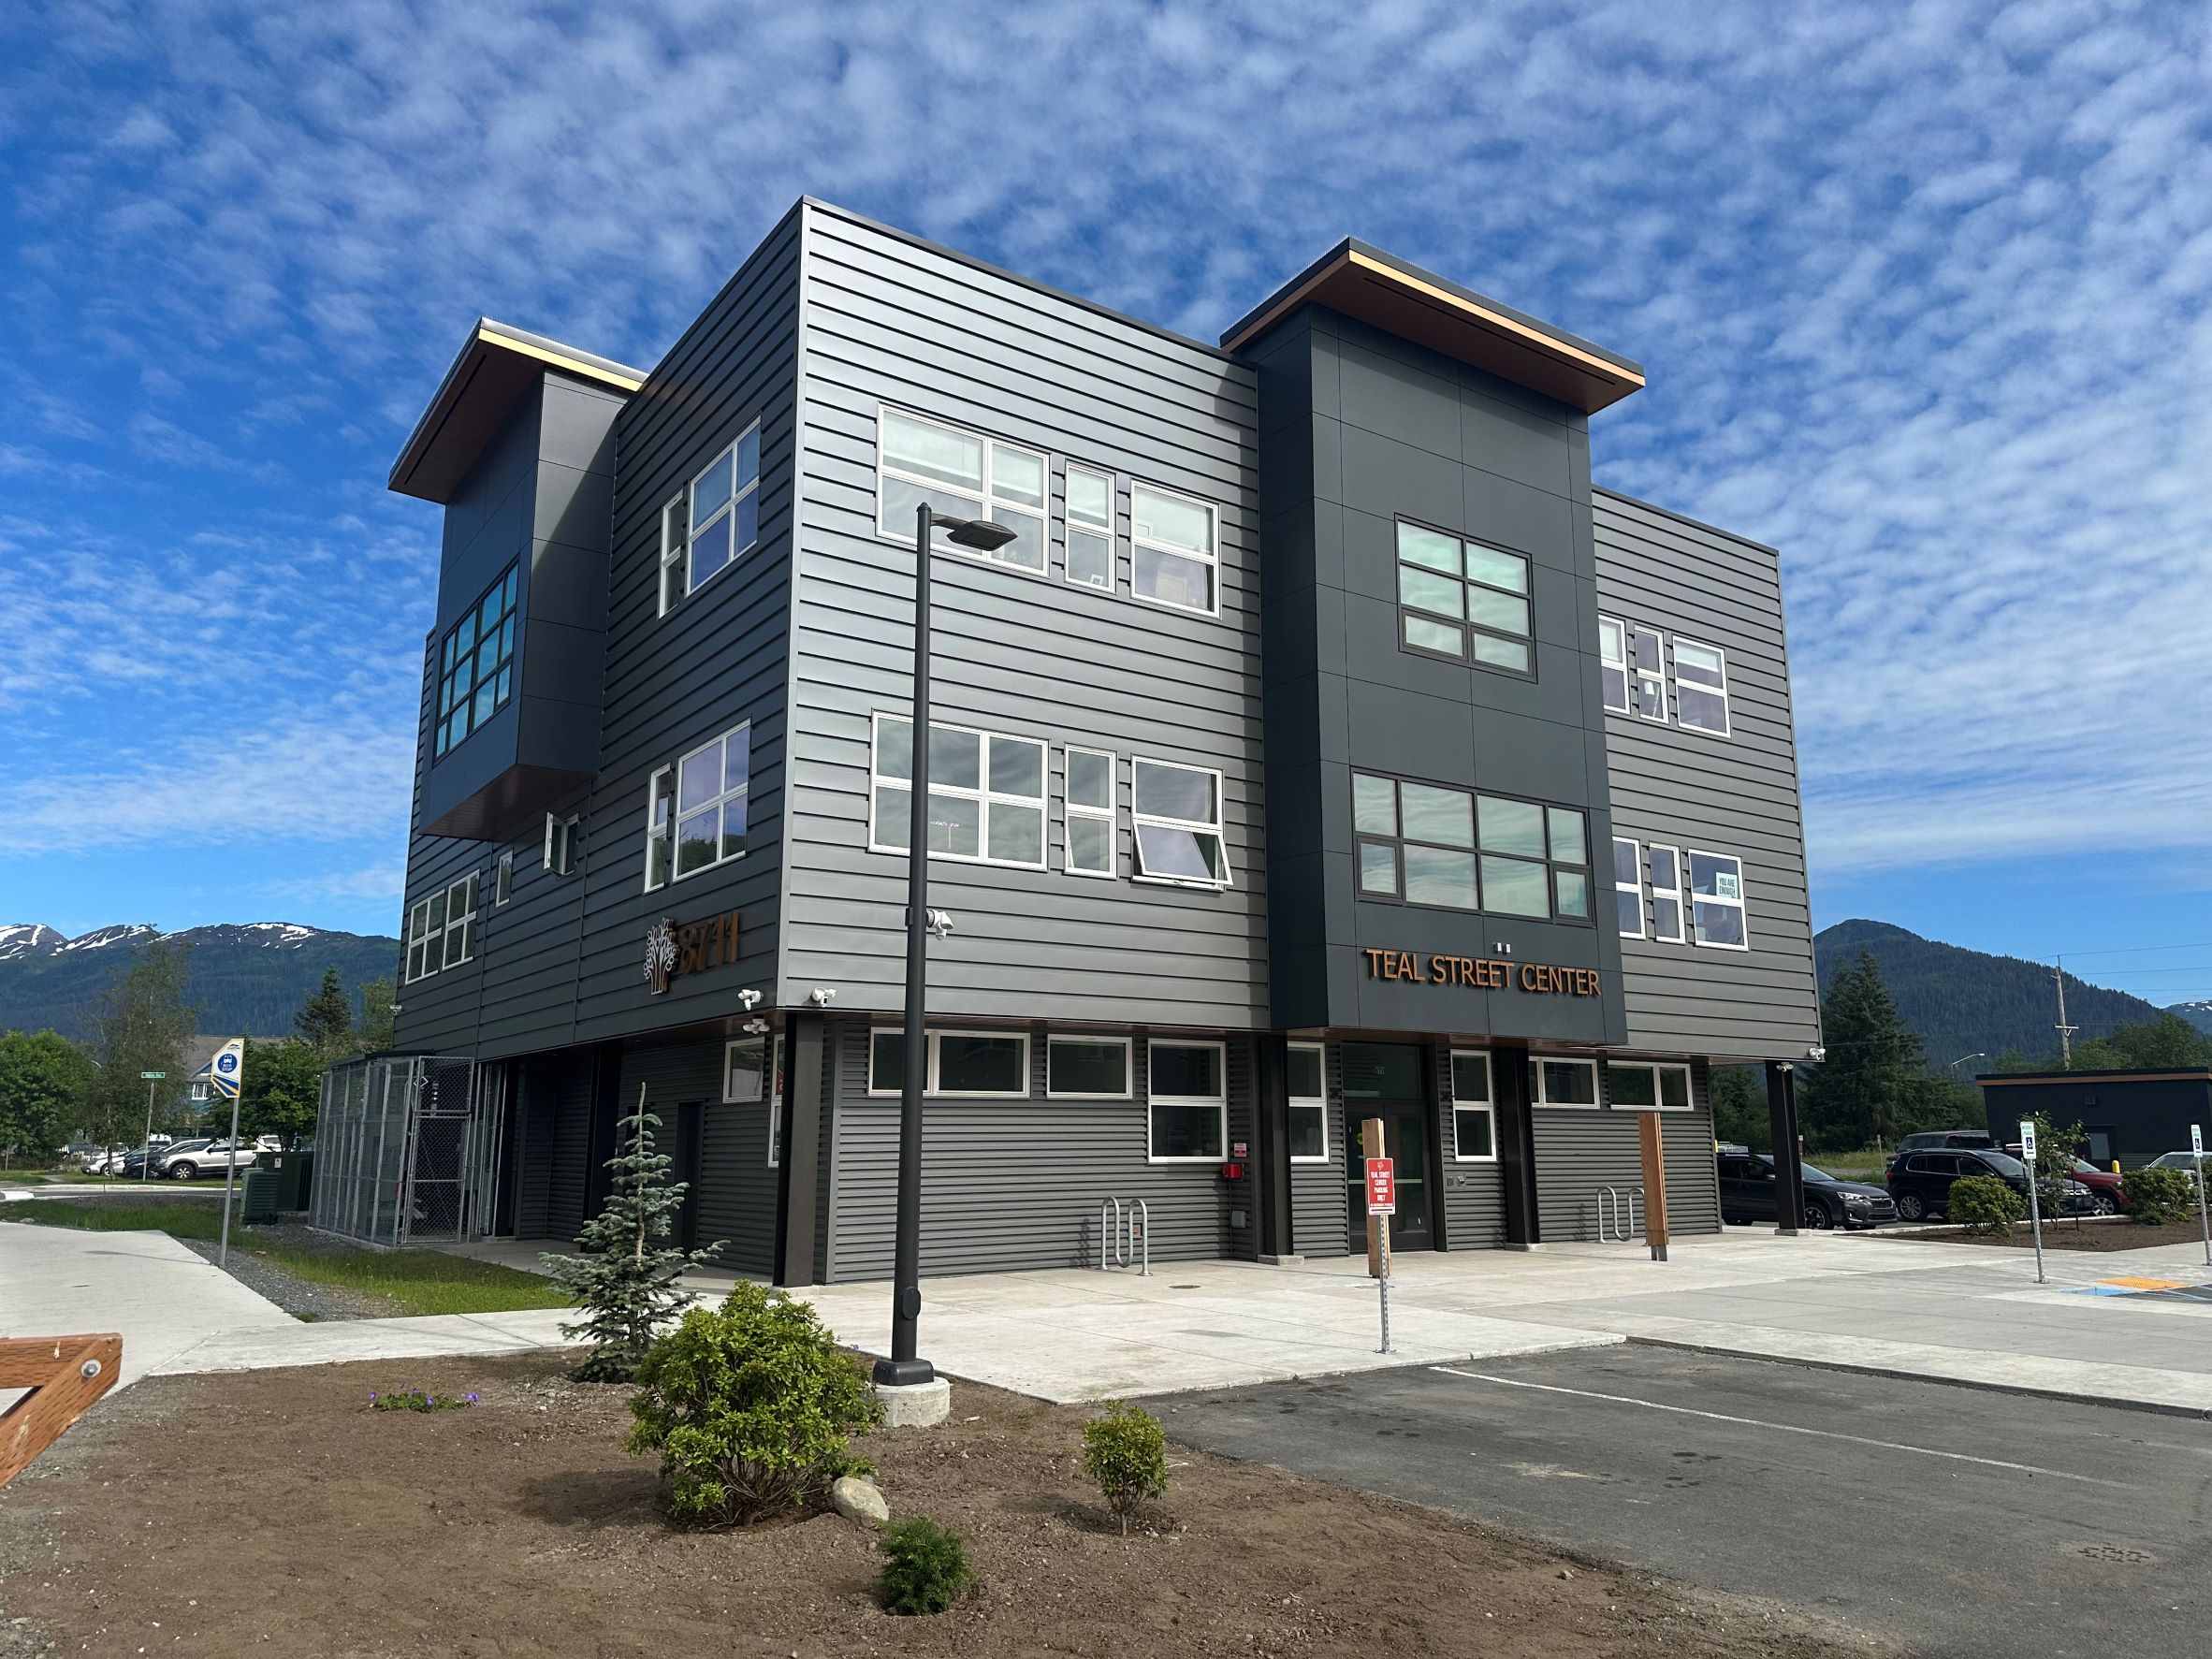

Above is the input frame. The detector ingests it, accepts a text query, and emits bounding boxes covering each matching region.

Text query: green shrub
[1081,1399,1170,1534]
[879,1517,973,1615]
[367,1388,477,1412]
[1949,1174,2024,1236]
[2122,1166,2199,1227]
[624,1282,881,1527]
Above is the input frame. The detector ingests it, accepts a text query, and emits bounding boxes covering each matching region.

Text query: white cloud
[1,0,2208,910]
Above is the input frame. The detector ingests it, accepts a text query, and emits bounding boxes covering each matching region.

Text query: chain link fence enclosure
[311,1055,500,1247]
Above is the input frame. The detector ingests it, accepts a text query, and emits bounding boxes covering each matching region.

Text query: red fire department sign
[1365,1157,1397,1215]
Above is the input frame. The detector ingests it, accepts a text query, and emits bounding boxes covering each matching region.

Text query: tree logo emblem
[644,918,677,995]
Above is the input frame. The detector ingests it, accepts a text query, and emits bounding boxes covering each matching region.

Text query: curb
[1625,1334,2212,1421]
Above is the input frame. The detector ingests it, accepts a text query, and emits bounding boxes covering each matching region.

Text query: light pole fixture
[877,502,1016,1390]
[1946,1051,1986,1073]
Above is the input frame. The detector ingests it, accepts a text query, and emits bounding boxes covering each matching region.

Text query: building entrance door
[1341,1042,1434,1251]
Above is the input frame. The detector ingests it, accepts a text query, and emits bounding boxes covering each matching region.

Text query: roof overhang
[1222,241,1645,415]
[388,319,648,503]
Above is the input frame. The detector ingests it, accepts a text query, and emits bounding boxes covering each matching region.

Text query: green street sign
[139,1071,166,1080]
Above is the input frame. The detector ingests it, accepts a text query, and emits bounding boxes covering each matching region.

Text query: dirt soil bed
[1885,1220,2209,1252]
[0,1353,1897,1659]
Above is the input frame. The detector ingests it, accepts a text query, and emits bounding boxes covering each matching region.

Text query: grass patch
[1812,1150,1887,1183]
[252,1244,573,1317]
[1,1201,571,1317]
[0,1199,228,1239]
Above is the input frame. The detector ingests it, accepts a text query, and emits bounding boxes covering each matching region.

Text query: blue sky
[3,1,2209,1007]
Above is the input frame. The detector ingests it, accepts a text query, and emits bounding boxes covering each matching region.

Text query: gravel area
[182,1223,398,1321]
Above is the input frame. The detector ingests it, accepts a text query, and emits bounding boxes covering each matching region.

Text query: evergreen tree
[355,977,397,1055]
[0,1029,92,1169]
[541,1087,723,1382]
[294,968,355,1059]
[2070,1013,2212,1073]
[1799,949,1924,1150]
[1709,1065,1770,1152]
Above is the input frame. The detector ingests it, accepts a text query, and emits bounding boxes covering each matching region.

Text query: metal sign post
[1364,1152,1396,1354]
[2192,1125,2209,1269]
[138,1071,165,1183]
[2020,1118,2045,1286]
[209,1041,245,1268]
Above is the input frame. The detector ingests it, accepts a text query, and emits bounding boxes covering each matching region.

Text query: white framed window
[1064,747,1116,878]
[643,767,674,892]
[1045,1035,1131,1099]
[1608,1061,1693,1112]
[1674,640,1731,735]
[674,724,749,880]
[1613,837,1642,939]
[1287,1042,1329,1162]
[685,423,762,597]
[1448,1050,1497,1160]
[658,498,687,616]
[406,874,477,982]
[1689,850,1748,950]
[439,873,477,969]
[1065,463,1115,591]
[1129,482,1218,616]
[494,850,513,908]
[1534,1056,1599,1108]
[1132,758,1229,887]
[1631,626,1667,721]
[869,714,1047,868]
[1597,616,1631,713]
[544,812,577,875]
[876,406,1045,572]
[1147,1039,1227,1162]
[866,1029,1031,1099]
[723,1035,767,1103]
[1649,843,1685,943]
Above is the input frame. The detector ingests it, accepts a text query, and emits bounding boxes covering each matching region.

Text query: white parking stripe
[1431,1367,2122,1487]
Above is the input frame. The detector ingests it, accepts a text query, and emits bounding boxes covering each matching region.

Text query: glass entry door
[1342,1042,1434,1251]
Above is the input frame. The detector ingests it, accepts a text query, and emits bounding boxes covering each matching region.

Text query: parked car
[2145,1151,2210,1185]
[1720,1152,1899,1229]
[2062,1157,2128,1215]
[1884,1129,1998,1179]
[1886,1147,2091,1222]
[153,1138,221,1179]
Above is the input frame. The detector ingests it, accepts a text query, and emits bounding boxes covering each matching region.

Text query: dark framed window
[433,563,518,759]
[1353,772,1591,923]
[1394,520,1532,676]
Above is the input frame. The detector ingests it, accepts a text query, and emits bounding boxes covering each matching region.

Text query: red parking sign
[1365,1157,1396,1215]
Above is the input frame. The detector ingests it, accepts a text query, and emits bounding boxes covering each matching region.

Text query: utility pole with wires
[2054,958,2078,1070]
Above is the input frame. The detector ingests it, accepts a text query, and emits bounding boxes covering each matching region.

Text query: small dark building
[1979,1069,2212,1168]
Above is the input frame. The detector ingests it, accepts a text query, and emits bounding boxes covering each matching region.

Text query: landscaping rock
[831,1475,890,1526]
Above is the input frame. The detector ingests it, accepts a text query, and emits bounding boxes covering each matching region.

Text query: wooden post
[1637,1111,1670,1262]
[1363,1115,1388,1279]
[0,1333,122,1490]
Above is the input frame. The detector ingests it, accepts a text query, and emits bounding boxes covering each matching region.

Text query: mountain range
[1812,919,2196,1068]
[0,923,400,1042]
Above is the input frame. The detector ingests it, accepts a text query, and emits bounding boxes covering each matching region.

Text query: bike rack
[1597,1185,1645,1244]
[1099,1197,1150,1275]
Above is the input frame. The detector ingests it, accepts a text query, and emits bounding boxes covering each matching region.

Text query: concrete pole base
[875,1376,952,1428]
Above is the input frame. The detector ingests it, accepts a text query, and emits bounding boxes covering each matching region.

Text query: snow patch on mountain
[0,924,65,960]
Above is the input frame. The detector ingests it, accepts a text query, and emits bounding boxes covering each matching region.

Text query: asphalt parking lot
[1159,1345,2212,1659]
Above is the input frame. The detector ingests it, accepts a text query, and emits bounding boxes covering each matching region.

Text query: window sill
[867,844,1050,873]
[1130,873,1230,892]
[1126,587,1221,622]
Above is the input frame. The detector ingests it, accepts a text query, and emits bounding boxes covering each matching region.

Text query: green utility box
[240,1167,278,1226]
[263,1148,314,1212]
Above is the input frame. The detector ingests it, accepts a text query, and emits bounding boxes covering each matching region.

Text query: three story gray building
[356,199,1821,1282]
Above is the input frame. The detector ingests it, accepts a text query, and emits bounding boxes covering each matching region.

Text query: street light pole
[877,501,1016,1390]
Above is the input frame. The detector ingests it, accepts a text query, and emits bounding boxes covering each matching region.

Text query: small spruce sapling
[542,1084,723,1381]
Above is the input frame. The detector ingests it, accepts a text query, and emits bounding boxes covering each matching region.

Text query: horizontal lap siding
[783,204,1267,1031]
[1438,1041,1506,1249]
[1594,490,1820,1063]
[546,1055,594,1241]
[1289,1041,1349,1259]
[823,1020,1255,1282]
[1533,1108,1644,1244]
[618,1037,777,1277]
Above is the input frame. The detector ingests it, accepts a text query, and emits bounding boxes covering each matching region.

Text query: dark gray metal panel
[545,1051,593,1241]
[618,1035,776,1276]
[822,1020,1254,1282]
[1594,490,1821,1062]
[513,1055,557,1238]
[779,203,1267,1029]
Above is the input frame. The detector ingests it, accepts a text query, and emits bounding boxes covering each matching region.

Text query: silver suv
[159,1139,257,1180]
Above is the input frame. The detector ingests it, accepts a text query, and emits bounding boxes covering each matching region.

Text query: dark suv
[1885,1129,1996,1179]
[1719,1153,1897,1230]
[1886,1148,2090,1221]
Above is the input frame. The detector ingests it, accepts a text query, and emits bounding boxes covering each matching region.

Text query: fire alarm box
[1218,1161,1245,1182]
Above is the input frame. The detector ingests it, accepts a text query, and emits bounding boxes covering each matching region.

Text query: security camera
[742,1017,769,1036]
[926,909,954,940]
[1806,1045,1827,1063]
[809,987,837,1005]
[737,988,763,1011]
